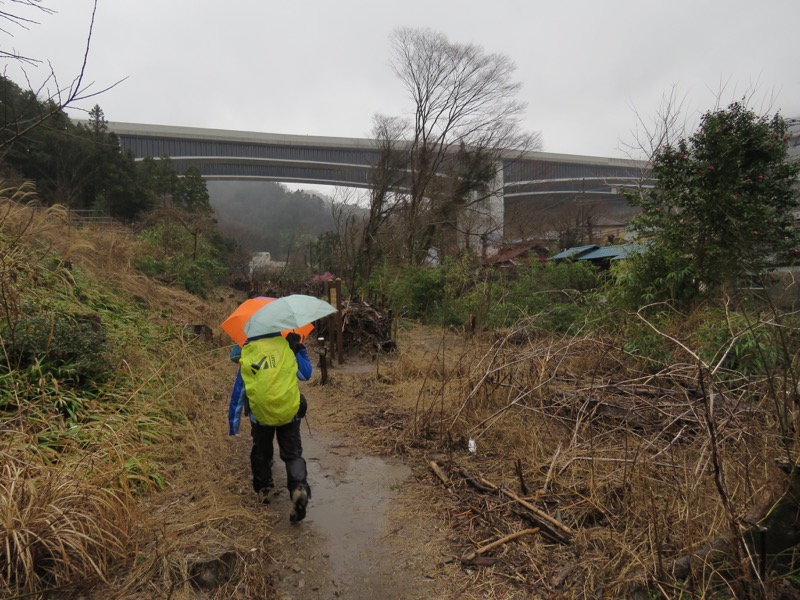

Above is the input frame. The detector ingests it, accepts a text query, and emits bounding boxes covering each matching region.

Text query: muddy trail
[186,356,459,600]
[229,424,435,599]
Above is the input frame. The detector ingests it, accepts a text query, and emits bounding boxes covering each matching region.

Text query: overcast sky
[5,0,800,163]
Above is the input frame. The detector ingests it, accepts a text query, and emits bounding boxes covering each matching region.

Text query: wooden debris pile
[319,298,396,355]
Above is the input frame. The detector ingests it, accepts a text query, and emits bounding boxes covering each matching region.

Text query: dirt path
[260,428,436,598]
[223,363,454,599]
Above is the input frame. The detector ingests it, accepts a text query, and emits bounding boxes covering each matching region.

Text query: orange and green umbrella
[220,297,315,347]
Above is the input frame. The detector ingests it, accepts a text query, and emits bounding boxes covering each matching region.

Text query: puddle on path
[265,426,436,599]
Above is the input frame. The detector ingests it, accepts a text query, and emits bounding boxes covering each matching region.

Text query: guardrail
[67,210,115,225]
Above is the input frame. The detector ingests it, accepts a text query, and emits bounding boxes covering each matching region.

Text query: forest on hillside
[0,70,352,294]
[208,181,337,259]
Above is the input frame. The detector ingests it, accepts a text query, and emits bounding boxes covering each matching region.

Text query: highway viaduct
[109,122,649,198]
[108,121,651,236]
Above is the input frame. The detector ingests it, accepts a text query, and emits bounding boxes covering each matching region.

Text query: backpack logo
[249,354,277,375]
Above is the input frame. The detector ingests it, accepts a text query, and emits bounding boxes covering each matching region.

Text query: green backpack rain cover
[239,336,300,426]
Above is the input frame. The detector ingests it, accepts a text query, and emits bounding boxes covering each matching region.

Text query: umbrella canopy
[244,294,336,339]
[221,297,314,347]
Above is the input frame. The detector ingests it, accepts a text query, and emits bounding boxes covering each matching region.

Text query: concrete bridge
[108,122,650,210]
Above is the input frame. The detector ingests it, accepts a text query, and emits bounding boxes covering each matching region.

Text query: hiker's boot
[256,482,274,505]
[289,488,308,522]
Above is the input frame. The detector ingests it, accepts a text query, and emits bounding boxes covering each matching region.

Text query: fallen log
[476,474,574,537]
[429,460,451,486]
[460,470,573,544]
[461,528,541,563]
[460,469,494,493]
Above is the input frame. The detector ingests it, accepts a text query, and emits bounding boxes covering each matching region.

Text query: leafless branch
[0,0,125,154]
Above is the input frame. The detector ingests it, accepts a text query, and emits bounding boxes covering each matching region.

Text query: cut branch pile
[339,298,396,354]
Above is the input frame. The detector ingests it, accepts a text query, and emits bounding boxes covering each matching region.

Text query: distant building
[788,118,800,162]
[483,241,549,272]
[248,252,286,276]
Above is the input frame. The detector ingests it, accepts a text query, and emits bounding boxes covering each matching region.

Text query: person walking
[228,332,311,522]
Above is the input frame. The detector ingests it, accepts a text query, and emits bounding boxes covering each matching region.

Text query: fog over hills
[208,181,335,256]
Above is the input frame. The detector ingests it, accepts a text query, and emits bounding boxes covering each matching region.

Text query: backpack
[239,336,300,426]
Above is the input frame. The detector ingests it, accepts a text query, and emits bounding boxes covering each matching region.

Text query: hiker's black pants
[249,397,309,496]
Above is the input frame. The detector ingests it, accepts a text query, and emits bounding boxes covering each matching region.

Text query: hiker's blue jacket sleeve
[295,347,312,381]
[229,344,242,363]
[228,368,246,435]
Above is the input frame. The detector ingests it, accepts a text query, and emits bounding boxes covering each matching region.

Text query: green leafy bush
[2,309,111,388]
[134,222,226,298]
[602,303,799,377]
[625,102,800,307]
[386,263,447,321]
[489,261,601,333]
[376,258,601,334]
[608,247,697,308]
[616,312,678,370]
[692,308,781,375]
[181,258,227,297]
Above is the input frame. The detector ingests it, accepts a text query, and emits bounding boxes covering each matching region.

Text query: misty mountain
[208,181,336,256]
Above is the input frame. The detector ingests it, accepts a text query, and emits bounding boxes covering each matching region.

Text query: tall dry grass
[0,193,267,598]
[0,460,133,595]
[366,317,795,598]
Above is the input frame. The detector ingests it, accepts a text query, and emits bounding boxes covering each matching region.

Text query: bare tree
[327,186,369,293]
[545,197,614,250]
[622,87,690,165]
[0,0,123,154]
[369,28,540,266]
[357,114,409,283]
[617,86,692,211]
[504,203,553,246]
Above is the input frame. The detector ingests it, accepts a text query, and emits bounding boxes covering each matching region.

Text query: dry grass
[0,460,133,596]
[321,321,796,598]
[96,323,276,599]
[0,195,273,598]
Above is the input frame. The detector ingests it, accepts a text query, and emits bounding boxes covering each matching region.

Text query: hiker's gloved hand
[286,332,304,354]
[229,344,242,364]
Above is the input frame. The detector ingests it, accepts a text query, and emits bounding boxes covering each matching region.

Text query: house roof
[551,243,647,262]
[550,245,600,261]
[484,241,547,265]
